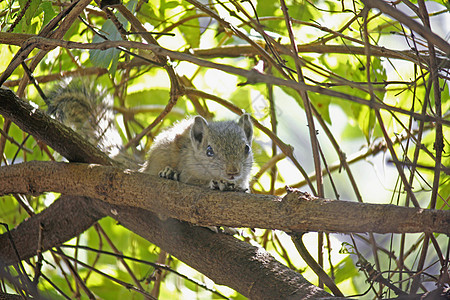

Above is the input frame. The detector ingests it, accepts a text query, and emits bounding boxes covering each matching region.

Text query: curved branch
[4,38,449,126]
[0,194,337,299]
[361,0,450,56]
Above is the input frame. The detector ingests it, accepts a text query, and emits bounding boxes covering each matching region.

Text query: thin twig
[15,36,450,126]
[361,0,450,55]
[52,249,157,299]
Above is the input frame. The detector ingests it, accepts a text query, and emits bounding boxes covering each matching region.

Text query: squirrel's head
[190,114,253,183]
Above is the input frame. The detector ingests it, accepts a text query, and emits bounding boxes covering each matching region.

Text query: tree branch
[0,194,339,299]
[0,196,102,266]
[98,203,336,299]
[1,161,448,235]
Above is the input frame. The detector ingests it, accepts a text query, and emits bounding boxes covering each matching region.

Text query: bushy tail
[45,79,121,156]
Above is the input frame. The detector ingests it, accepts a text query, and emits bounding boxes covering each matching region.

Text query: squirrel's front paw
[159,166,180,181]
[209,179,236,191]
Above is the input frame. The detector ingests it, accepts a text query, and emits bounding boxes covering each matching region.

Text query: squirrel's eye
[206,145,214,157]
[244,144,250,155]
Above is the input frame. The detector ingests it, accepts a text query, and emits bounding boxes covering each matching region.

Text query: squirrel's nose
[226,166,240,179]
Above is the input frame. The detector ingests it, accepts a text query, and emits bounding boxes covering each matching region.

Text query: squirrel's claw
[210,179,249,192]
[209,179,236,191]
[159,166,180,181]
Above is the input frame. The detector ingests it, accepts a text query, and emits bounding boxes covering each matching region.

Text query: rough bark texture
[96,203,336,300]
[1,161,449,234]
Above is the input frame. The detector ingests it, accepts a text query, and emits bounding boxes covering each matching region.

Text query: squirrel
[45,79,253,233]
[44,79,254,234]
[45,79,254,192]
[142,114,253,192]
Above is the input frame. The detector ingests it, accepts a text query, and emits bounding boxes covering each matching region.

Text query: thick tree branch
[99,203,336,299]
[1,161,448,235]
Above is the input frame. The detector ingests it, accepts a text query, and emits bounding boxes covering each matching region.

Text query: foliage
[0,0,449,298]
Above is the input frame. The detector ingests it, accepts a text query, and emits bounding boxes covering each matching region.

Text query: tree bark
[1,161,449,235]
[0,196,102,265]
[98,202,336,299]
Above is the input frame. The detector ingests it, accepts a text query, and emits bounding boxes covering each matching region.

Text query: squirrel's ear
[191,116,208,148]
[238,113,253,144]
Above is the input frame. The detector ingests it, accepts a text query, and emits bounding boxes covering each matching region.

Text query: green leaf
[256,0,278,18]
[430,77,450,109]
[256,0,284,31]
[252,141,271,170]
[178,8,200,48]
[138,2,159,25]
[89,19,122,72]
[370,56,387,100]
[0,195,29,226]
[437,174,450,210]
[341,121,364,140]
[89,0,137,73]
[13,0,42,33]
[354,104,376,142]
[39,1,56,27]
[126,89,171,107]
[158,0,181,18]
[333,255,359,284]
[287,2,315,23]
[229,87,252,113]
[165,0,180,9]
[324,0,338,11]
